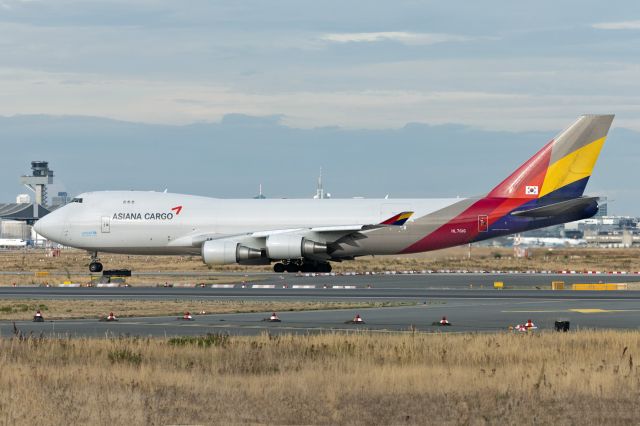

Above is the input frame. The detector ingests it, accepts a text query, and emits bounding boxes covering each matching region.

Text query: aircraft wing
[187,211,414,247]
[251,211,414,237]
[251,211,413,237]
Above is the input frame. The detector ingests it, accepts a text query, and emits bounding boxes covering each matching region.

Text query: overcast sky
[0,1,639,213]
[1,0,639,131]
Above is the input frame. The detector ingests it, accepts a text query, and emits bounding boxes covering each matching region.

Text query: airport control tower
[20,161,54,207]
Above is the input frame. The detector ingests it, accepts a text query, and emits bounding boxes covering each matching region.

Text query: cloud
[593,20,640,30]
[320,31,471,45]
[0,0,44,11]
[3,66,639,132]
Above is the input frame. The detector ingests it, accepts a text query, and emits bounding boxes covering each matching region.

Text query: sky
[0,1,639,213]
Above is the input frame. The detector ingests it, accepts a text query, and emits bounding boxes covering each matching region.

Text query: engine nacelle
[202,240,265,265]
[266,234,327,260]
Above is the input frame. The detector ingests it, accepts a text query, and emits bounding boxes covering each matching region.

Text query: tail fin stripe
[540,136,606,197]
[548,115,612,164]
[487,142,552,199]
[488,115,613,200]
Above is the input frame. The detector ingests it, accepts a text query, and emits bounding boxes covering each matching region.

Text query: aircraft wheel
[89,262,103,273]
[300,263,314,273]
[286,263,300,273]
[273,263,285,273]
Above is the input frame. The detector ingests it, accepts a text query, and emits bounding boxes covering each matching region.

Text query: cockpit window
[71,198,83,203]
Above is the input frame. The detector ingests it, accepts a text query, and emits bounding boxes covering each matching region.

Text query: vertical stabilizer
[488,114,614,200]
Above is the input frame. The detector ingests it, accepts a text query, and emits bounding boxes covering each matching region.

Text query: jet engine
[266,234,327,260]
[202,240,267,265]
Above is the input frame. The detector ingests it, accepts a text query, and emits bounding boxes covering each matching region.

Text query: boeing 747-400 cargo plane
[34,115,614,273]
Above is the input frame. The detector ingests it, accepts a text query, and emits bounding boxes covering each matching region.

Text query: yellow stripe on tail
[540,136,607,198]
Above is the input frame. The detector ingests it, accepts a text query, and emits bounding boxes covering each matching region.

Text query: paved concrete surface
[2,273,640,337]
[3,298,640,337]
[2,271,640,287]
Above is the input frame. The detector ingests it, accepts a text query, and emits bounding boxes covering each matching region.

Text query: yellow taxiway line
[503,309,640,314]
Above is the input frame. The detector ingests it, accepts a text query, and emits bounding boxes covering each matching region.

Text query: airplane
[510,236,588,247]
[0,238,27,248]
[34,114,614,274]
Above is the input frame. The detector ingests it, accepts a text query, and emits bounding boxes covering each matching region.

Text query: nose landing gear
[89,252,103,273]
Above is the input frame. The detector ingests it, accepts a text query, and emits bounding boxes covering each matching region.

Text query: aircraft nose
[33,212,63,242]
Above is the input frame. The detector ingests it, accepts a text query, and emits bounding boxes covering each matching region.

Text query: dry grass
[2,247,640,286]
[0,273,264,287]
[386,246,640,273]
[1,330,640,425]
[0,299,412,320]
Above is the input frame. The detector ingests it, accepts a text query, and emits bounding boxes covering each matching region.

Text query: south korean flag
[525,185,539,196]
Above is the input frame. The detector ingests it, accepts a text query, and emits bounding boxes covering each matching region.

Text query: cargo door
[101,216,111,233]
[478,215,488,233]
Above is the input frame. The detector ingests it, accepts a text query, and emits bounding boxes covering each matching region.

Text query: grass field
[2,247,640,286]
[0,299,414,320]
[1,330,640,424]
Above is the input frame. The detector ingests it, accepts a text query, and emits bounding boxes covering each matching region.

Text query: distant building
[51,191,70,208]
[20,161,54,207]
[0,220,30,240]
[253,184,266,199]
[16,194,31,204]
[313,168,331,199]
[595,196,608,217]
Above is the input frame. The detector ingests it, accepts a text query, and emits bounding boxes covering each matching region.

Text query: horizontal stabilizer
[511,197,599,218]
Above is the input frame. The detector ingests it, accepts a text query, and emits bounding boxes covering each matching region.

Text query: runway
[1,273,640,337]
[4,296,640,337]
[1,272,639,298]
[3,271,640,290]
[3,287,640,301]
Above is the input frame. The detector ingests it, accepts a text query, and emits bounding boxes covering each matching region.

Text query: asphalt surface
[4,296,640,337]
[2,273,640,337]
[2,272,640,295]
[3,286,640,301]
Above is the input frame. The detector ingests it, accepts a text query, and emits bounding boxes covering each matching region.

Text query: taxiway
[1,273,639,337]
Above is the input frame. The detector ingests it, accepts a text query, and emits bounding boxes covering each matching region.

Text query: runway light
[348,313,365,324]
[105,312,118,322]
[269,312,281,322]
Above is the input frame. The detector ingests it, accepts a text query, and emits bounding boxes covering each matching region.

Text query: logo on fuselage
[112,211,175,221]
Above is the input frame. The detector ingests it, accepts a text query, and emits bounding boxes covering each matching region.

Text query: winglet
[380,211,414,226]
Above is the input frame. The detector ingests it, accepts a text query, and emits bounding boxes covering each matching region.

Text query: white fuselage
[34,191,462,256]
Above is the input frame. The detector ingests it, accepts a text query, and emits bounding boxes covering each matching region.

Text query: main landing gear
[89,252,103,273]
[273,260,332,273]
